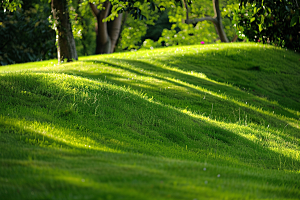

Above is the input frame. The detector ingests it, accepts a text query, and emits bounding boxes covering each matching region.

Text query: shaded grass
[0,43,300,199]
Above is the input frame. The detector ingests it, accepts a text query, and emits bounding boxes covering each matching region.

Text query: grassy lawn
[0,43,299,199]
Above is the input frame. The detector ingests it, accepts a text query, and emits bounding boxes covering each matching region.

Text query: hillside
[0,43,300,199]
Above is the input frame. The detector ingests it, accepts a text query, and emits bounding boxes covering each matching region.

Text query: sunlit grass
[0,43,300,199]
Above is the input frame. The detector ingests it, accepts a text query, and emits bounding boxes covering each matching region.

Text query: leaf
[250,17,255,23]
[290,15,298,27]
[260,15,264,24]
[259,24,263,32]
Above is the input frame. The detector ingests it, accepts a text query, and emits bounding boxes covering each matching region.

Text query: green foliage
[71,0,97,56]
[141,10,173,42]
[139,0,241,49]
[120,0,220,51]
[119,15,149,50]
[233,0,300,51]
[0,0,22,12]
[222,2,245,41]
[141,38,160,49]
[156,21,217,47]
[0,1,56,65]
[117,1,160,51]
[107,0,155,21]
[188,0,214,17]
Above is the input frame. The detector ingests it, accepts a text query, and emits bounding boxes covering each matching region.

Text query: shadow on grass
[112,58,299,118]
[1,45,300,199]
[1,139,299,200]
[1,115,300,200]
[152,50,300,111]
[0,73,299,171]
[56,59,300,140]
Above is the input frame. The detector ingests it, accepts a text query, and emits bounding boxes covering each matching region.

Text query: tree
[235,0,300,51]
[0,0,56,65]
[72,0,96,56]
[0,0,23,12]
[58,0,147,55]
[185,0,229,42]
[89,1,123,54]
[1,0,78,63]
[1,0,238,63]
[51,0,78,62]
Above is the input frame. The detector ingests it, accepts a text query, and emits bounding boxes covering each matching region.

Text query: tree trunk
[212,0,229,42]
[181,0,189,22]
[114,12,128,52]
[185,0,229,43]
[90,1,123,54]
[107,13,123,53]
[51,0,78,62]
[231,34,238,42]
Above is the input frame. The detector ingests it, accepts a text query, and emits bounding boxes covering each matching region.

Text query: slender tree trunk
[231,34,238,42]
[181,0,189,22]
[185,0,229,43]
[90,1,123,54]
[212,0,229,42]
[51,0,78,62]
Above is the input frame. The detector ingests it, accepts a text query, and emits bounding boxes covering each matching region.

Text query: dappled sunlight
[3,139,298,199]
[73,56,299,121]
[4,54,297,164]
[1,43,300,199]
[2,70,299,170]
[210,120,300,164]
[78,57,299,132]
[152,100,300,167]
[0,150,248,199]
[0,115,121,154]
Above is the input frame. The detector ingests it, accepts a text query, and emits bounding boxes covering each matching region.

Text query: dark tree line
[0,0,56,65]
[237,0,300,51]
[1,0,299,65]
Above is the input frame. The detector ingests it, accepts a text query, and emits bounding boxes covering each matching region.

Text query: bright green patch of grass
[0,43,300,199]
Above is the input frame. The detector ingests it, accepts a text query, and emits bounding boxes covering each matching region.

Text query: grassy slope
[0,43,299,200]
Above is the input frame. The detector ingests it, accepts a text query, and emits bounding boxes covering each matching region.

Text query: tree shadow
[113,58,299,119]
[2,138,299,200]
[150,50,300,112]
[0,72,299,171]
[74,59,300,139]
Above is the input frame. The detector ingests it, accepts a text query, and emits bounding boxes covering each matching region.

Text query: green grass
[0,43,299,200]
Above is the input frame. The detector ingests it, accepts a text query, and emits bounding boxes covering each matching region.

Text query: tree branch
[181,0,189,21]
[213,0,221,21]
[212,0,229,42]
[89,3,100,17]
[185,17,218,25]
[231,34,238,42]
[186,0,229,43]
